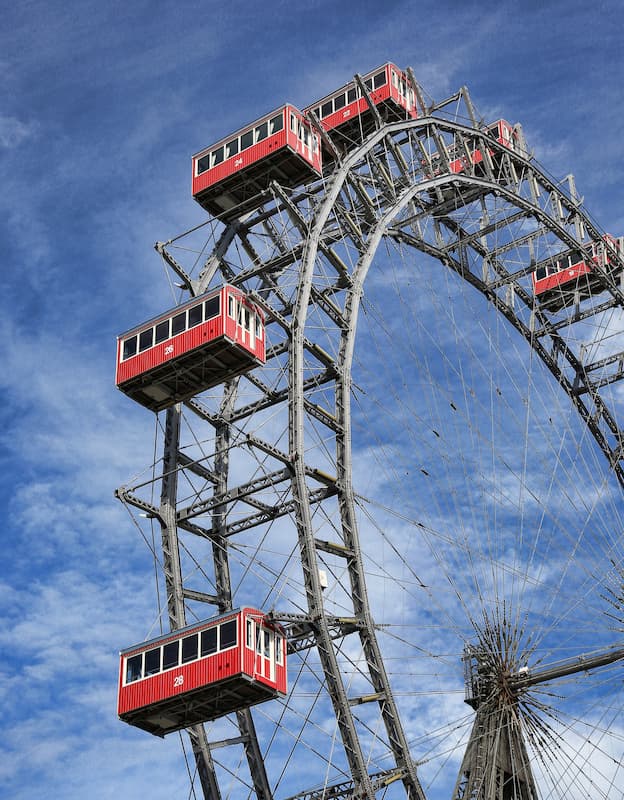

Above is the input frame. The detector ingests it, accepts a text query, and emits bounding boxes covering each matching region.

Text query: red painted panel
[438,120,517,176]
[305,64,416,135]
[116,316,225,384]
[320,95,372,133]
[242,639,255,677]
[117,608,284,721]
[118,646,244,714]
[284,124,322,173]
[191,105,321,201]
[115,337,124,385]
[533,261,591,296]
[192,126,289,196]
[116,287,266,398]
[315,86,412,134]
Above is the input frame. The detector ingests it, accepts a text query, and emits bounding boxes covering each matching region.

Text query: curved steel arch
[299,115,624,483]
[118,98,624,800]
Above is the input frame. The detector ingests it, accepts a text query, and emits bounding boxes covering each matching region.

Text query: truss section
[117,85,624,800]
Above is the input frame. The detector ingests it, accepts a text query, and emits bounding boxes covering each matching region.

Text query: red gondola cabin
[532,235,624,311]
[305,62,417,145]
[118,608,287,737]
[447,119,519,174]
[191,63,418,218]
[192,104,322,218]
[116,285,265,412]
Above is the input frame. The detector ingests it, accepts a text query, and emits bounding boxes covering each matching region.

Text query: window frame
[196,153,210,175]
[155,319,170,345]
[171,311,187,337]
[226,138,239,159]
[200,626,218,657]
[241,129,254,150]
[211,145,224,167]
[269,113,283,134]
[219,619,238,651]
[373,69,387,89]
[263,629,272,659]
[125,653,143,684]
[181,633,199,664]
[162,640,180,671]
[144,646,161,676]
[255,121,268,142]
[138,328,154,353]
[205,295,220,320]
[321,100,333,118]
[188,303,203,329]
[122,335,138,361]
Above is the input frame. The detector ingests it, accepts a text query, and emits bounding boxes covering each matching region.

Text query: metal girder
[516,642,624,689]
[283,767,414,800]
[273,613,366,653]
[176,467,292,522]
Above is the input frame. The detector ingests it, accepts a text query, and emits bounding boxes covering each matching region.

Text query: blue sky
[2,1,624,798]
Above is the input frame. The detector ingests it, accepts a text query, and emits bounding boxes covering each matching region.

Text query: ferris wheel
[115,63,624,800]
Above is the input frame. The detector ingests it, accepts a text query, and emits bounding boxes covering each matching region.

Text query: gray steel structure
[117,74,624,799]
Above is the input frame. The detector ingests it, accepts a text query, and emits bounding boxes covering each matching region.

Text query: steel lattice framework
[117,77,624,800]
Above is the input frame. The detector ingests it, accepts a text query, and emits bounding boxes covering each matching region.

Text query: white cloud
[0,114,35,148]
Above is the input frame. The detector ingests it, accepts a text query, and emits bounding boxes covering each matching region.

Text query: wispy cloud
[0,114,36,148]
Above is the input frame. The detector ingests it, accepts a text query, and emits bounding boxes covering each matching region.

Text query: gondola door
[234,297,256,353]
[253,622,275,683]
